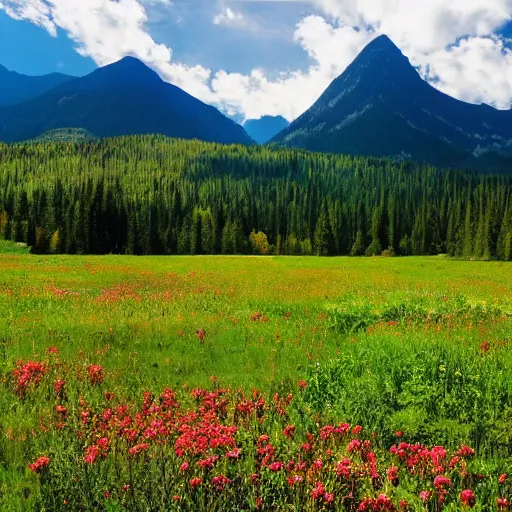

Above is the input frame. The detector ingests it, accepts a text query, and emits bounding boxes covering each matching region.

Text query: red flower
[54,379,66,396]
[311,482,325,500]
[128,443,150,456]
[433,475,452,489]
[456,445,475,458]
[211,475,232,491]
[268,461,284,472]
[324,492,334,504]
[499,474,507,484]
[88,364,103,385]
[28,456,50,474]
[190,477,202,489]
[498,498,510,510]
[196,329,206,342]
[46,346,59,355]
[283,425,296,439]
[180,462,190,472]
[56,405,68,417]
[461,489,476,508]
[298,380,308,390]
[387,466,399,487]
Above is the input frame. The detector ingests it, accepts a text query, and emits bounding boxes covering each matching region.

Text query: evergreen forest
[1,135,511,259]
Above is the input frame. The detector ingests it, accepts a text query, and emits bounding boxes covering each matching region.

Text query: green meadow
[1,253,511,510]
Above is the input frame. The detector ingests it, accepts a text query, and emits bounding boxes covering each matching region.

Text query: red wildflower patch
[13,360,48,396]
[88,364,103,385]
[28,456,50,474]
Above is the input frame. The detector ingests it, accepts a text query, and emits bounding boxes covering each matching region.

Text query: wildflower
[128,443,150,456]
[400,500,408,510]
[387,466,399,487]
[56,405,68,418]
[46,347,59,355]
[196,329,206,343]
[456,445,475,458]
[498,498,510,510]
[311,482,325,500]
[433,475,451,489]
[190,477,202,489]
[395,431,403,437]
[479,341,491,353]
[180,462,190,472]
[283,425,295,439]
[13,360,48,396]
[311,458,323,471]
[419,491,431,503]
[298,380,308,390]
[352,425,363,436]
[268,461,284,472]
[172,496,181,502]
[324,493,334,504]
[287,475,303,487]
[226,449,241,460]
[347,439,362,453]
[211,475,232,491]
[104,490,111,499]
[104,391,115,401]
[499,474,507,484]
[28,456,50,474]
[88,365,103,385]
[461,489,476,508]
[54,379,66,396]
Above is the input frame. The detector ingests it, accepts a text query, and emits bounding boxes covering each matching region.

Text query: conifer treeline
[0,135,511,259]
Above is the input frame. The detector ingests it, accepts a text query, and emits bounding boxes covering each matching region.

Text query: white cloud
[213,7,245,26]
[1,0,512,120]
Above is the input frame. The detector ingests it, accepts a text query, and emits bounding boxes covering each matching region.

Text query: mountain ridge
[272,35,512,170]
[0,64,74,106]
[0,57,253,146]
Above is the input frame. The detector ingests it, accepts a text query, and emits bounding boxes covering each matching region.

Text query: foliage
[0,135,511,258]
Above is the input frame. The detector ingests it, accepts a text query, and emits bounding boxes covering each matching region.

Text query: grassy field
[1,254,511,510]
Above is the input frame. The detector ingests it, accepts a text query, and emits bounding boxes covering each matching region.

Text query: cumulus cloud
[213,7,245,26]
[1,0,512,119]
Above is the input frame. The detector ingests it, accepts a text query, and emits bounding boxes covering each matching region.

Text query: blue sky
[1,1,512,121]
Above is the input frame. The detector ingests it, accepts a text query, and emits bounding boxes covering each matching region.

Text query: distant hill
[0,57,253,146]
[0,64,73,106]
[272,35,512,171]
[26,128,99,144]
[243,116,289,144]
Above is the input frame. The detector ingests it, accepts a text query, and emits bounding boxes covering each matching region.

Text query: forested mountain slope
[0,135,511,259]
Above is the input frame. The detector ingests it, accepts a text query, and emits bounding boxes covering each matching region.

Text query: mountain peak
[84,55,162,89]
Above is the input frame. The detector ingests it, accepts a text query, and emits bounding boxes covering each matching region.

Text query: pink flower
[434,475,452,489]
[268,461,284,472]
[461,489,476,508]
[419,491,431,503]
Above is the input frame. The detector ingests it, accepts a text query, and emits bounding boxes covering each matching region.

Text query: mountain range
[1,37,512,171]
[0,64,73,106]
[0,57,252,145]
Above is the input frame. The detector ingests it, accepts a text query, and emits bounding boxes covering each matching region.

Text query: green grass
[1,255,512,510]
[0,240,30,255]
